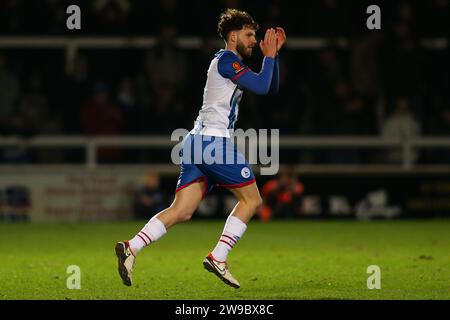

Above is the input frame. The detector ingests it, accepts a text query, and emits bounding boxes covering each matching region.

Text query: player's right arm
[218,53,275,95]
[217,29,278,95]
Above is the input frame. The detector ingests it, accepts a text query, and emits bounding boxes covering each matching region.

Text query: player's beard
[236,40,252,59]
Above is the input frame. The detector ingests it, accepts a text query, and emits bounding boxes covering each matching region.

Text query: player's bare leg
[153,180,205,228]
[203,182,262,288]
[225,182,263,224]
[116,181,205,286]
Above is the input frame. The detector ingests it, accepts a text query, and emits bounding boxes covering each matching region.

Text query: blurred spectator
[17,73,63,163]
[309,46,348,135]
[91,0,132,34]
[0,186,30,222]
[425,94,450,163]
[80,81,123,162]
[44,0,67,34]
[143,25,187,93]
[17,72,60,135]
[16,72,63,162]
[59,55,91,162]
[331,84,376,136]
[382,20,424,100]
[2,110,34,137]
[0,0,24,34]
[133,171,167,220]
[258,166,304,221]
[116,77,140,162]
[430,96,450,136]
[330,92,376,164]
[259,58,299,134]
[418,0,450,37]
[305,0,349,36]
[350,33,383,100]
[142,81,186,134]
[260,2,282,31]
[381,97,421,164]
[116,77,139,134]
[1,109,33,163]
[62,55,91,135]
[156,0,186,31]
[397,1,416,26]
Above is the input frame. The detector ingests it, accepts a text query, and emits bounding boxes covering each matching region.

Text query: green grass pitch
[1,220,449,300]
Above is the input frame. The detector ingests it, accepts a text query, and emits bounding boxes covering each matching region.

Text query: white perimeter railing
[0,135,449,172]
[0,36,448,73]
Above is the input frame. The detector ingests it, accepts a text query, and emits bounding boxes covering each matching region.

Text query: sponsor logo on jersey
[232,61,246,74]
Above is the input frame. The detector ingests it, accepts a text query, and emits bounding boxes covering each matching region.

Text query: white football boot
[115,241,135,286]
[203,253,240,289]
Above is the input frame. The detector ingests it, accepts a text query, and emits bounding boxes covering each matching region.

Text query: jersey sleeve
[217,51,250,82]
[218,51,276,95]
[269,55,279,94]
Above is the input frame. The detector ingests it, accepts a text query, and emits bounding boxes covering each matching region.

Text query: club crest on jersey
[232,61,246,74]
[241,167,251,178]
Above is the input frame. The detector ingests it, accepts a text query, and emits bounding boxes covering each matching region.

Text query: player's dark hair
[217,8,259,41]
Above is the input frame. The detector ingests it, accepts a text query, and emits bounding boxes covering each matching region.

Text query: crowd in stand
[0,0,449,164]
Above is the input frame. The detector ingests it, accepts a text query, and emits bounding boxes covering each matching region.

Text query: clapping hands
[259,27,287,58]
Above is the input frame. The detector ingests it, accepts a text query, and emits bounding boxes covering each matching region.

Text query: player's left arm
[269,55,279,94]
[269,27,286,94]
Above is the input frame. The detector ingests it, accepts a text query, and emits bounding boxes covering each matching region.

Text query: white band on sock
[129,217,167,254]
[211,215,247,261]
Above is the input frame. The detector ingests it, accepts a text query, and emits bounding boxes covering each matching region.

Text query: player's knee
[247,195,263,212]
[172,206,195,222]
[255,195,263,210]
[179,211,194,222]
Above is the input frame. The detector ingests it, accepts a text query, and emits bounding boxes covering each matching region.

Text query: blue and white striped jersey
[191,49,249,138]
